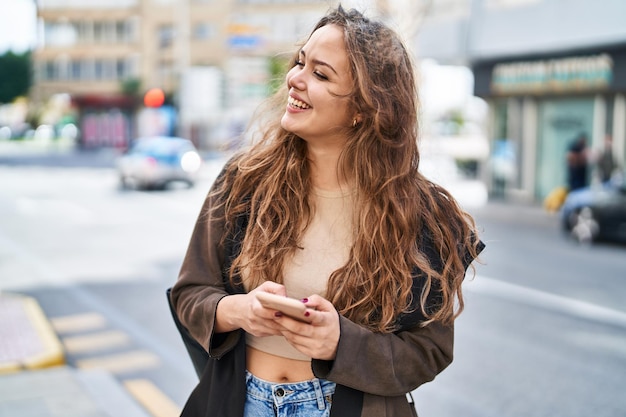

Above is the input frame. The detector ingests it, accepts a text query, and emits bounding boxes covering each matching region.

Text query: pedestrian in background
[171,5,484,417]
[566,133,589,191]
[596,134,617,184]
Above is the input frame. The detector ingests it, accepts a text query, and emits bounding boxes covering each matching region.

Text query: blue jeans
[244,371,336,417]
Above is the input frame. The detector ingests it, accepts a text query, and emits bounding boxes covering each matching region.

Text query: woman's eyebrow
[299,49,338,75]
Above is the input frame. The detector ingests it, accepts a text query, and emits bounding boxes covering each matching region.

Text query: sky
[0,0,37,54]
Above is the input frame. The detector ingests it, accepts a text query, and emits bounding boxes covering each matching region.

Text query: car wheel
[570,206,599,243]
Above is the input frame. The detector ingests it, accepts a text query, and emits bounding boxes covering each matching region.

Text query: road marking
[75,350,161,374]
[468,275,626,328]
[124,379,181,417]
[62,286,197,380]
[50,313,108,334]
[62,330,131,354]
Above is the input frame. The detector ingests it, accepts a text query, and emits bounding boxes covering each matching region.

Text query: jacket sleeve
[312,233,484,397]
[311,316,453,397]
[170,188,241,359]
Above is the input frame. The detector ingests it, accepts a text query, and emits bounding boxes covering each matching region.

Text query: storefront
[473,44,626,201]
[72,94,138,150]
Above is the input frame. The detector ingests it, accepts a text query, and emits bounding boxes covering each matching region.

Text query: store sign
[491,54,613,94]
[227,23,264,50]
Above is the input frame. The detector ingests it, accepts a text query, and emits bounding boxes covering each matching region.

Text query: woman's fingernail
[274,312,283,317]
[304,311,310,317]
[301,298,309,303]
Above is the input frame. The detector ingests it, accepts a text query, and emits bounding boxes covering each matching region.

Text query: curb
[0,292,65,374]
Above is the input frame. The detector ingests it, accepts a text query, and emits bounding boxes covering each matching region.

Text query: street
[416,202,626,417]
[1,159,625,417]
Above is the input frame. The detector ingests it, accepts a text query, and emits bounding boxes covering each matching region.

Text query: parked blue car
[560,176,626,243]
[117,136,202,190]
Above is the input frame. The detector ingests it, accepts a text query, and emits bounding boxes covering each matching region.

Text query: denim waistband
[245,371,336,410]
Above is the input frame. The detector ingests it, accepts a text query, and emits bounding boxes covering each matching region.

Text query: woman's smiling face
[280,24,355,148]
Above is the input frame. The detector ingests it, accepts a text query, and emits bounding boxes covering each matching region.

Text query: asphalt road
[0,156,625,417]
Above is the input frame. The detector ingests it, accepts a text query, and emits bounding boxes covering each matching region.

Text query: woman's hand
[215,281,287,337]
[274,294,340,361]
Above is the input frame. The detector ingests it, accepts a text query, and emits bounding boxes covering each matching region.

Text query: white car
[419,153,488,209]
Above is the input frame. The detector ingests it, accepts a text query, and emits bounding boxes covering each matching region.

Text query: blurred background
[2,0,626,204]
[0,1,625,417]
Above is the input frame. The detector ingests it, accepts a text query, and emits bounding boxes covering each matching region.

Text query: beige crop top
[243,186,355,361]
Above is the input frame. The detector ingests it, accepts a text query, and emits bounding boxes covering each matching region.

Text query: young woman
[171,6,484,417]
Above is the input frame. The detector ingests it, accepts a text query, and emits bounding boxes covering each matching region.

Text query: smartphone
[255,292,313,323]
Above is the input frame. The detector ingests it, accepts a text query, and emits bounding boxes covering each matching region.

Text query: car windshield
[131,138,192,156]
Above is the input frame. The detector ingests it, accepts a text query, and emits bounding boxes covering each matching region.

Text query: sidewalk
[0,293,64,373]
[0,138,225,169]
[0,366,151,417]
[0,139,119,168]
[0,293,151,417]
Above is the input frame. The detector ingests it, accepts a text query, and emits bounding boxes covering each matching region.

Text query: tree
[268,55,289,95]
[120,77,142,98]
[0,51,32,104]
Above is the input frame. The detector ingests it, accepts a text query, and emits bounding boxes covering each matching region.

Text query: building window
[58,56,70,80]
[44,61,56,80]
[193,22,215,40]
[157,59,175,87]
[95,59,104,79]
[158,25,175,48]
[40,56,133,82]
[71,60,82,80]
[105,59,116,80]
[116,59,127,79]
[83,59,95,80]
[94,21,104,43]
[89,59,115,80]
[45,19,136,45]
[76,21,93,43]
[45,20,77,46]
[116,21,128,42]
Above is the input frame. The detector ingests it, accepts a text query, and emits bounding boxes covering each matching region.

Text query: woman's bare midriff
[246,346,314,382]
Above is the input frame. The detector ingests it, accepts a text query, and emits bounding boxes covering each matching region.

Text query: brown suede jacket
[171,180,483,417]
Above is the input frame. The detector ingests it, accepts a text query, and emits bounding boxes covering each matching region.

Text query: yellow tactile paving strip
[124,379,182,417]
[0,293,65,374]
[62,330,131,354]
[52,312,162,375]
[75,350,161,374]
[50,312,107,334]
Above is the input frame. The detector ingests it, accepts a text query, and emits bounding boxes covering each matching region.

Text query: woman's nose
[287,68,306,90]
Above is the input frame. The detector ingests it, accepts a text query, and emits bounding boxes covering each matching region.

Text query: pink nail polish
[301,298,308,303]
[304,311,310,317]
[274,311,283,317]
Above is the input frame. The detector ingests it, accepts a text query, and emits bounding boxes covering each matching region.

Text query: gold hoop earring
[352,119,357,128]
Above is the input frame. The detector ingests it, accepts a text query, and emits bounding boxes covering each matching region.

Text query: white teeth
[288,96,310,109]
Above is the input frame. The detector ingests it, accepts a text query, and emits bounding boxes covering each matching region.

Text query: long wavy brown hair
[209,5,482,333]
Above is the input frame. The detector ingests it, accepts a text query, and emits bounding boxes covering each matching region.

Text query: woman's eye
[292,59,327,80]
